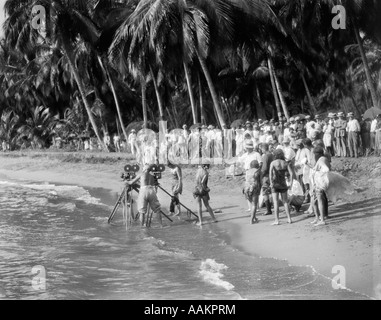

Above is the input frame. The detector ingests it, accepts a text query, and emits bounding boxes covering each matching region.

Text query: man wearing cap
[334,112,347,157]
[346,112,360,158]
[128,129,138,156]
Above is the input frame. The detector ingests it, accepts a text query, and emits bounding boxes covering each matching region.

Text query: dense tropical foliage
[0,0,380,150]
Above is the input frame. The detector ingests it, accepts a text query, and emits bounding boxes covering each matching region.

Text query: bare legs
[197,196,217,226]
[246,200,252,212]
[250,195,259,224]
[312,191,327,226]
[271,192,292,225]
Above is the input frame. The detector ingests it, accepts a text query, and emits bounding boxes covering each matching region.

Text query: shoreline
[0,152,380,299]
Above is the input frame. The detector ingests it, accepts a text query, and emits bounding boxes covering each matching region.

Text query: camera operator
[126,164,164,228]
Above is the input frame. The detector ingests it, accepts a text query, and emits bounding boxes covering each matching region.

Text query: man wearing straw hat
[334,112,347,157]
[346,112,361,158]
[240,141,263,213]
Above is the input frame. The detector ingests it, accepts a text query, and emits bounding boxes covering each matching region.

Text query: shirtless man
[127,164,165,227]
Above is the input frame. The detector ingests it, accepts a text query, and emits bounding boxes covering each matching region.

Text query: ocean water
[0,179,369,300]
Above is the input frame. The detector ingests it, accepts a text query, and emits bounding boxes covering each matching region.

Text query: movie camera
[121,164,140,181]
[150,164,166,180]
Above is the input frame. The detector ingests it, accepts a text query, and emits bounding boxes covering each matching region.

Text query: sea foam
[199,259,235,291]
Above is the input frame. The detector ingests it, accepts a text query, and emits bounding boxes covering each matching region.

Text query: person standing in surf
[168,162,183,217]
[127,164,165,228]
[193,164,217,227]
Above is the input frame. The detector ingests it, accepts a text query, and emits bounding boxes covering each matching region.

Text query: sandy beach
[0,151,380,299]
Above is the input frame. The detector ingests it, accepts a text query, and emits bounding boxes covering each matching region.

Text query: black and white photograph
[0,0,380,302]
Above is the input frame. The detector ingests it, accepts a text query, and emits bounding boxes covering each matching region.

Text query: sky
[0,0,5,38]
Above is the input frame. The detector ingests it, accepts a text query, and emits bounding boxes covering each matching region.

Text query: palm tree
[17,105,57,149]
[0,110,19,150]
[4,0,107,150]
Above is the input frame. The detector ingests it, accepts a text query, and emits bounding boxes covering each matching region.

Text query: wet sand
[0,151,380,299]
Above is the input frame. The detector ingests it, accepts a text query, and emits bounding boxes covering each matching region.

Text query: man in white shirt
[277,137,296,163]
[346,112,361,158]
[239,141,263,213]
[240,141,263,171]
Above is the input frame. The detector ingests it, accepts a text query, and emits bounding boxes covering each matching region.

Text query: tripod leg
[125,187,129,230]
[145,205,151,228]
[108,186,127,224]
[128,190,133,227]
[157,185,197,220]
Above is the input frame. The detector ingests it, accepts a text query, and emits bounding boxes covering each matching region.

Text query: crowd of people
[158,112,381,163]
[127,112,369,228]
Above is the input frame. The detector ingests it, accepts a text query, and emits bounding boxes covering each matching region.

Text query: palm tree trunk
[62,41,105,150]
[97,56,129,143]
[255,83,266,119]
[149,65,165,121]
[354,23,378,108]
[197,52,226,128]
[170,97,180,128]
[140,71,148,129]
[301,73,317,114]
[198,73,206,125]
[183,63,198,124]
[268,58,282,119]
[270,58,290,120]
[166,106,175,128]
